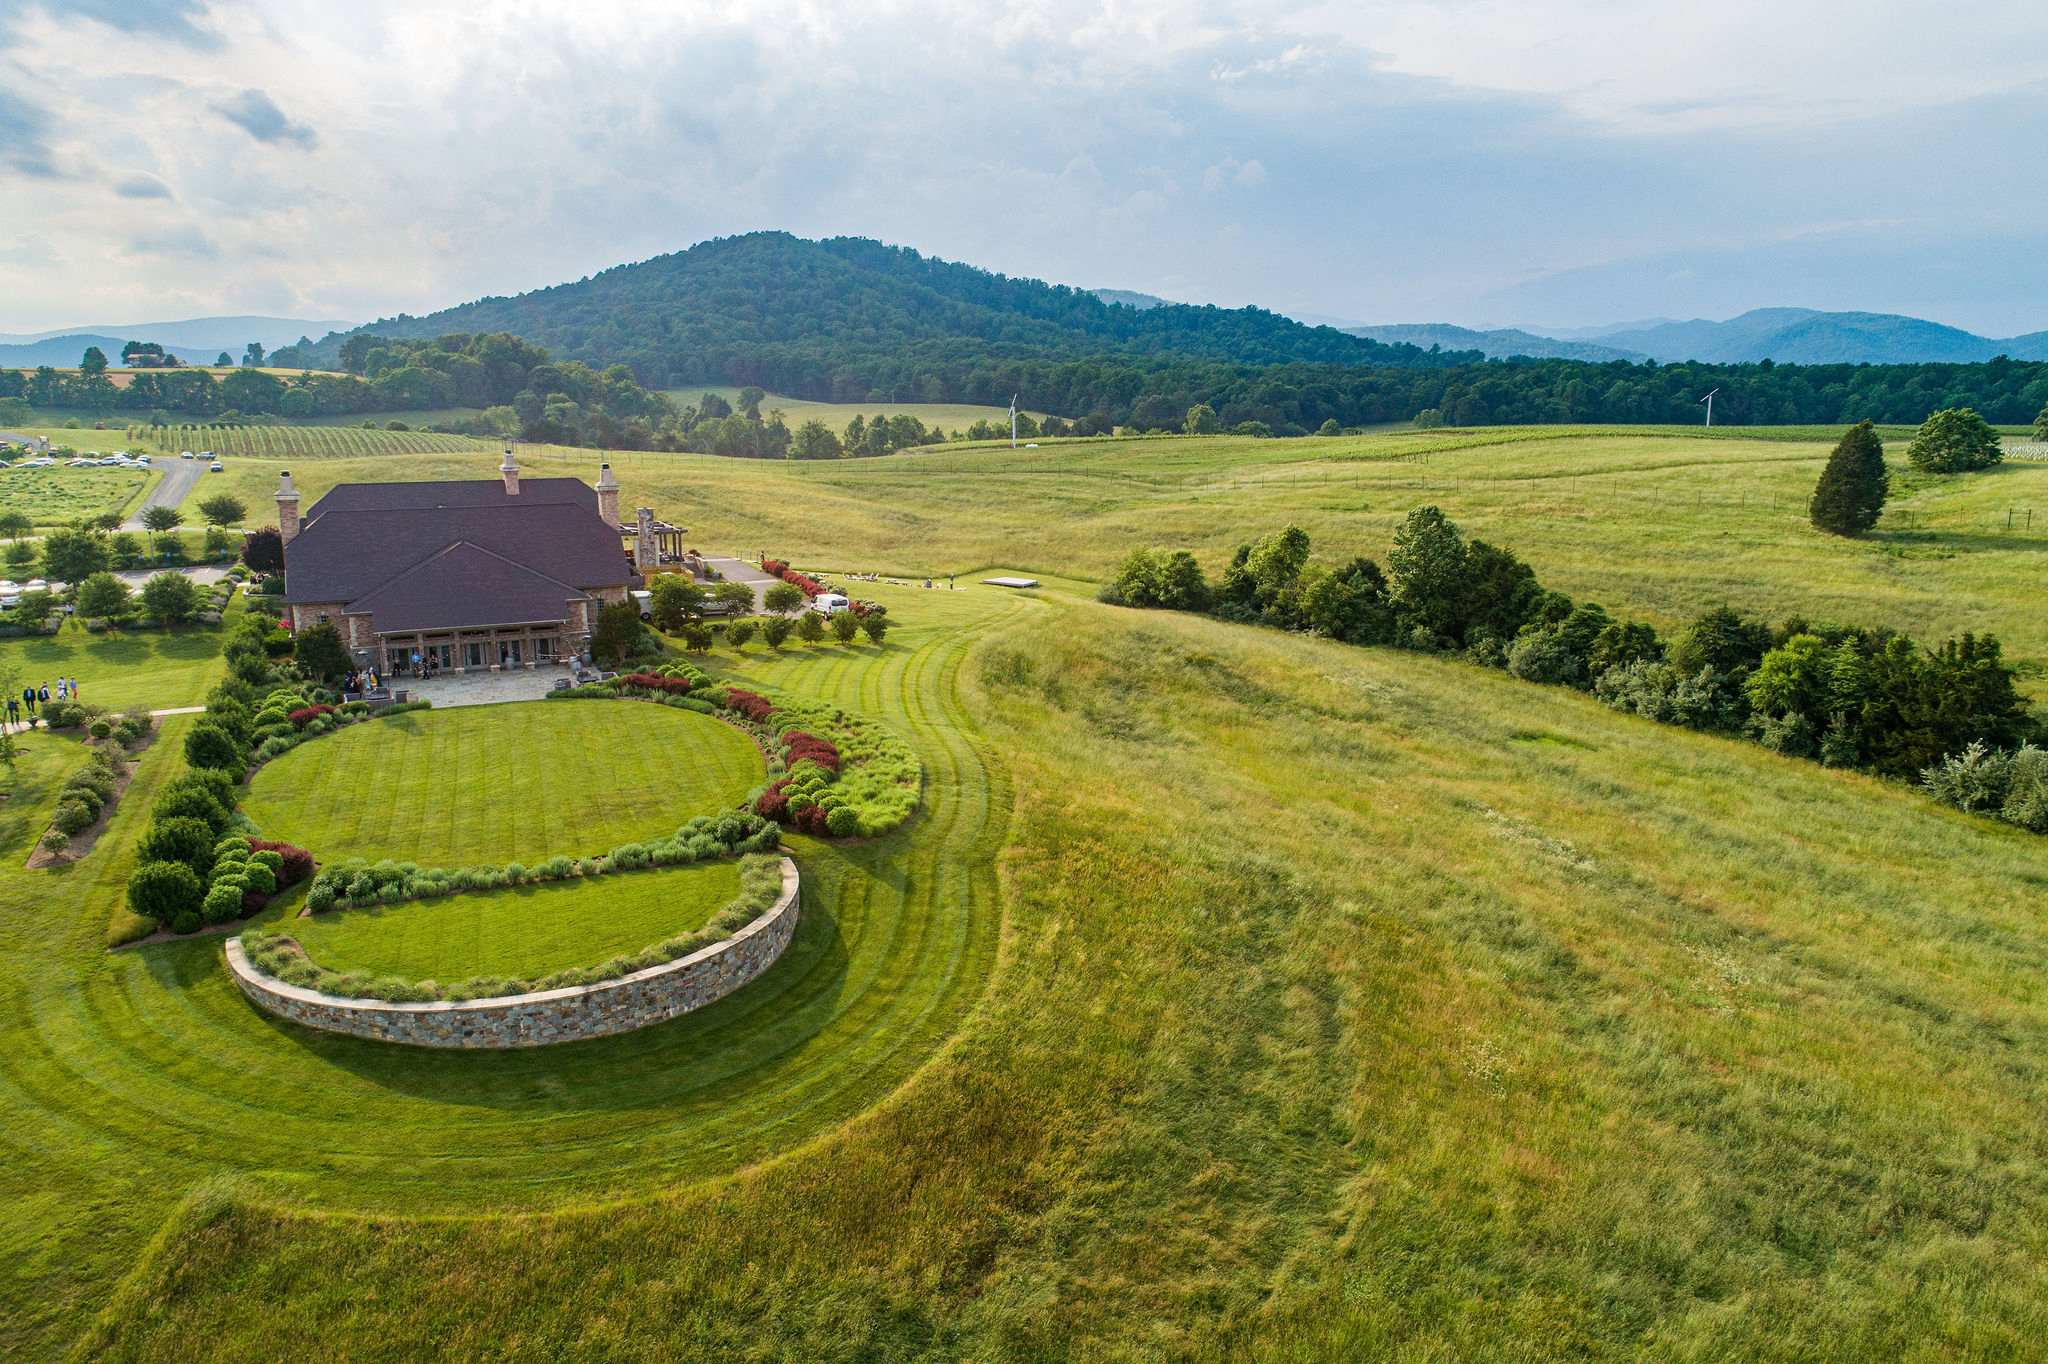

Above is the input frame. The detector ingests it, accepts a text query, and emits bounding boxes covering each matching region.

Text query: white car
[134,453,151,465]
[97,456,126,466]
[209,460,224,472]
[0,581,16,608]
[25,579,47,593]
[18,457,53,469]
[180,451,195,460]
[66,458,95,468]
[813,592,851,615]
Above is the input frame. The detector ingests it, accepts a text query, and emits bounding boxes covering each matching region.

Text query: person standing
[4,697,17,731]
[36,683,49,709]
[20,686,33,717]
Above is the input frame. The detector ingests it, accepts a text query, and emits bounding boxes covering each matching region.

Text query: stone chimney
[595,461,621,529]
[276,469,301,544]
[635,507,658,568]
[500,445,520,495]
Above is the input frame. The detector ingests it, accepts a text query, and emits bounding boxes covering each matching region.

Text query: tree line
[1105,509,2041,825]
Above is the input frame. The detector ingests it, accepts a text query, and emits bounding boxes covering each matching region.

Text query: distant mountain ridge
[1524,308,2048,365]
[0,315,356,370]
[1336,322,1646,364]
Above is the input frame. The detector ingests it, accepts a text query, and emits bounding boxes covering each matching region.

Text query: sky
[1,0,2045,337]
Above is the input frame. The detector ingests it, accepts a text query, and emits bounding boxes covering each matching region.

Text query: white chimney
[595,461,621,529]
[276,469,301,544]
[501,445,520,495]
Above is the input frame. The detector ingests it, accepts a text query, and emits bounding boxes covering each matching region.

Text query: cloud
[114,171,174,199]
[0,88,59,177]
[1,0,222,52]
[126,225,220,260]
[210,88,318,148]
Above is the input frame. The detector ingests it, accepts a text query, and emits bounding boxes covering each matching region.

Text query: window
[535,636,556,658]
[464,643,483,668]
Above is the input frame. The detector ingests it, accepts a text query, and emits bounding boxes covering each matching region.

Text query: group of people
[6,677,80,729]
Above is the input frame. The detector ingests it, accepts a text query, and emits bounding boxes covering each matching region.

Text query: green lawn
[288,859,741,981]
[0,466,149,528]
[8,429,2048,1360]
[0,618,225,713]
[241,700,765,865]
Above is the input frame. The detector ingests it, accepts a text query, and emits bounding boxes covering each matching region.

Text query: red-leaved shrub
[755,781,791,821]
[780,730,841,772]
[249,838,314,888]
[797,805,831,837]
[759,557,825,598]
[287,704,334,729]
[662,676,691,694]
[723,688,774,723]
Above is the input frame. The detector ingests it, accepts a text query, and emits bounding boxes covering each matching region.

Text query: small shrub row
[246,852,789,1003]
[304,811,780,913]
[200,833,312,924]
[1923,742,2048,832]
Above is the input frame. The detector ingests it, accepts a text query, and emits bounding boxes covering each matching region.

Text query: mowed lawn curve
[241,701,766,865]
[287,858,743,981]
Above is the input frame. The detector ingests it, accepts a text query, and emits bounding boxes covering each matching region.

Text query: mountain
[1092,288,1175,310]
[320,233,1459,395]
[1531,308,2048,365]
[0,316,357,369]
[1337,322,1645,364]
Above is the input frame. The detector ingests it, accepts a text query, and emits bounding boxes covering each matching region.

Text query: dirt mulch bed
[25,725,160,870]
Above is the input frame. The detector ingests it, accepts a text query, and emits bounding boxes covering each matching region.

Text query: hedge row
[244,851,788,1003]
[303,810,781,913]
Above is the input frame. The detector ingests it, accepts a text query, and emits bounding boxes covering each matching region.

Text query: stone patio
[384,665,578,709]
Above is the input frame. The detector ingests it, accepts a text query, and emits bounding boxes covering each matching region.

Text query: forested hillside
[302,232,1461,393]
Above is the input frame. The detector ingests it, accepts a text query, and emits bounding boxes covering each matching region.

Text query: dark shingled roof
[284,484,635,610]
[343,542,591,632]
[303,476,598,521]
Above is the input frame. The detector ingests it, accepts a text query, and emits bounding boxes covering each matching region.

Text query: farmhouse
[279,451,673,673]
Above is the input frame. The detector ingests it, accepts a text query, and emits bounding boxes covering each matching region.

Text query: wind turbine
[1700,388,1718,427]
[1009,394,1019,449]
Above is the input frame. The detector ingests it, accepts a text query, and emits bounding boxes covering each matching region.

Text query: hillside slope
[321,233,1461,395]
[1586,307,2048,364]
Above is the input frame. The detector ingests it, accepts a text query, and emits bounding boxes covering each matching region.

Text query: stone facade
[226,859,800,1048]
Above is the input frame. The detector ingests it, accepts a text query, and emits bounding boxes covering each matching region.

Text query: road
[123,460,203,531]
[703,556,777,611]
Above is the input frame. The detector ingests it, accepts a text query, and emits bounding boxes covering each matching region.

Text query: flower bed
[303,810,780,913]
[243,852,788,1004]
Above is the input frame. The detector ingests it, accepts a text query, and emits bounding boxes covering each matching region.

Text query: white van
[631,589,654,620]
[814,593,851,615]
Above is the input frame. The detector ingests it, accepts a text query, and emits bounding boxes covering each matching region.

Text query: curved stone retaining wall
[226,857,800,1048]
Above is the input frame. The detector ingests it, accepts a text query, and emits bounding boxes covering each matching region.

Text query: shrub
[860,614,889,645]
[288,704,335,728]
[762,616,792,649]
[826,806,860,837]
[153,785,230,835]
[202,884,244,923]
[305,883,336,912]
[67,765,116,801]
[831,612,861,643]
[248,839,313,887]
[88,718,112,740]
[53,800,96,835]
[64,786,104,820]
[127,859,204,925]
[39,829,69,856]
[183,720,245,774]
[171,910,202,936]
[797,612,826,644]
[114,716,146,747]
[241,861,278,895]
[43,700,86,730]
[138,815,215,876]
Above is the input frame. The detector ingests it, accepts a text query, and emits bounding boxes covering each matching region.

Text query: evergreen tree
[2034,403,2048,443]
[1808,420,1889,536]
[1906,407,2002,472]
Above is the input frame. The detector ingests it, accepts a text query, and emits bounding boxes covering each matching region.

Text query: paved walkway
[122,461,203,531]
[113,563,232,588]
[703,556,776,611]
[379,667,577,709]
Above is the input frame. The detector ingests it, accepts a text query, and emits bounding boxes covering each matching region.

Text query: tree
[197,493,248,527]
[736,386,765,418]
[1184,404,1221,435]
[139,571,199,625]
[14,590,54,626]
[79,346,107,376]
[1907,407,2003,473]
[295,622,350,681]
[762,616,792,649]
[3,541,34,574]
[126,860,204,926]
[40,526,110,584]
[1808,420,1889,536]
[648,575,706,631]
[791,419,844,460]
[860,613,889,645]
[140,504,184,553]
[241,526,285,574]
[831,611,860,643]
[0,511,30,541]
[138,815,216,878]
[74,572,128,619]
[2035,404,2048,443]
[243,342,265,367]
[727,619,757,650]
[214,352,233,367]
[1387,506,1470,642]
[183,719,245,775]
[797,612,825,644]
[680,621,714,653]
[713,581,756,616]
[763,582,805,615]
[93,511,123,532]
[591,599,640,666]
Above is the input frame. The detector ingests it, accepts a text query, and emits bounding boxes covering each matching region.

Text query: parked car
[209,460,224,472]
[180,451,195,460]
[17,457,53,468]
[134,453,151,464]
[631,589,654,620]
[814,592,851,615]
[0,582,17,609]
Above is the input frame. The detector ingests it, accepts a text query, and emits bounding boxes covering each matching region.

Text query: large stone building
[279,451,650,674]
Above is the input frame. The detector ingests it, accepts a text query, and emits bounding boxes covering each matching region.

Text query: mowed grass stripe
[242,702,764,866]
[0,584,1029,1235]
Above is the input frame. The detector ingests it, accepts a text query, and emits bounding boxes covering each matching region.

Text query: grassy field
[288,859,742,981]
[0,618,227,712]
[241,702,765,866]
[666,385,1047,435]
[136,425,489,460]
[0,466,150,527]
[4,426,2048,1358]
